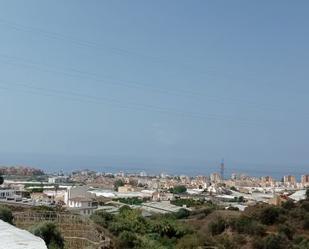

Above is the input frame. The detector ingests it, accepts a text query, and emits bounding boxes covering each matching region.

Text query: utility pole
[220,158,225,180]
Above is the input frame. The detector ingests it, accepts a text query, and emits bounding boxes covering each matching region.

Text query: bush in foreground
[0,205,13,224]
[30,222,64,249]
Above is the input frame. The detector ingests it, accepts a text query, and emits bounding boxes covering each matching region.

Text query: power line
[0,53,283,113]
[0,17,169,62]
[0,17,260,80]
[0,18,302,119]
[0,80,265,127]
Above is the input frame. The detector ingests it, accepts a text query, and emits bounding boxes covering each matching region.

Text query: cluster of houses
[0,172,308,217]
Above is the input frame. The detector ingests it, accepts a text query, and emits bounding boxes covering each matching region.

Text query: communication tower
[220,158,225,180]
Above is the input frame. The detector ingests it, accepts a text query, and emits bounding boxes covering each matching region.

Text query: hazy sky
[0,1,308,176]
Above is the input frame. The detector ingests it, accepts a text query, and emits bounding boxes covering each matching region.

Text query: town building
[152,191,174,201]
[260,176,274,187]
[48,176,69,184]
[64,186,98,215]
[301,174,309,186]
[68,197,98,216]
[118,185,135,193]
[0,188,15,200]
[283,175,296,185]
[210,173,221,183]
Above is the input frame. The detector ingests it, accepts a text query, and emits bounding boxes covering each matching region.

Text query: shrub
[173,208,190,219]
[259,206,280,225]
[293,235,307,244]
[278,224,295,240]
[203,207,215,216]
[289,207,306,219]
[208,217,226,235]
[261,234,290,249]
[175,234,202,249]
[252,236,264,249]
[215,234,237,249]
[298,239,309,249]
[117,231,139,248]
[233,234,247,245]
[135,235,166,249]
[90,210,114,228]
[300,200,309,212]
[30,222,64,249]
[281,200,295,210]
[0,206,13,224]
[152,218,186,238]
[109,208,148,235]
[303,214,309,230]
[117,197,143,205]
[230,216,266,236]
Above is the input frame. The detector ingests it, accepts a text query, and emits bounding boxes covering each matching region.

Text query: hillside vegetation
[91,197,309,249]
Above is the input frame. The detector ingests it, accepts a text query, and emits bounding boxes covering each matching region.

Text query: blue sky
[0,1,308,176]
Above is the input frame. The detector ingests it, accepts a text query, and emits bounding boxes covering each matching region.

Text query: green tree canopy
[170,185,187,194]
[114,179,124,191]
[259,206,280,225]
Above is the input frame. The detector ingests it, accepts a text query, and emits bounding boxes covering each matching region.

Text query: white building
[283,175,296,185]
[210,173,221,183]
[301,175,309,186]
[48,176,69,184]
[68,196,98,215]
[64,186,98,216]
[0,189,15,199]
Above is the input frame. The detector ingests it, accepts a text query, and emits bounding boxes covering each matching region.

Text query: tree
[174,208,190,219]
[282,200,295,210]
[170,185,187,194]
[0,175,4,185]
[306,188,309,199]
[30,222,64,249]
[229,216,266,236]
[259,206,280,225]
[0,206,13,224]
[114,179,124,191]
[117,231,139,248]
[152,218,186,238]
[91,210,114,228]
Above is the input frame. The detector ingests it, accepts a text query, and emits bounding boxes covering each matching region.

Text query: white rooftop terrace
[0,220,47,249]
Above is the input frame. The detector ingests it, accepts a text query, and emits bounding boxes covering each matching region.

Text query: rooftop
[0,220,47,249]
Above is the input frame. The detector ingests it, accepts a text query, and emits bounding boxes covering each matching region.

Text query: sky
[0,1,308,177]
